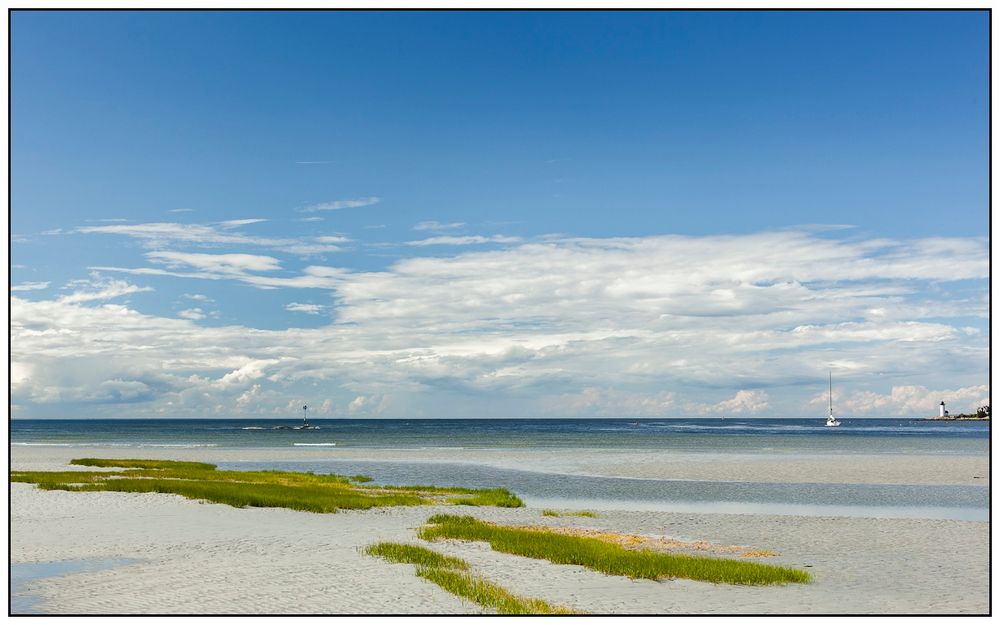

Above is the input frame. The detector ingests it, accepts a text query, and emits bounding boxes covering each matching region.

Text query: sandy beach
[10,445,989,615]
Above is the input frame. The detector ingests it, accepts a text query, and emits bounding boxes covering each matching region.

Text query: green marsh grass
[70,458,217,471]
[365,542,469,571]
[364,542,574,614]
[416,567,575,615]
[419,514,811,586]
[12,459,523,513]
[541,509,598,518]
[378,484,522,508]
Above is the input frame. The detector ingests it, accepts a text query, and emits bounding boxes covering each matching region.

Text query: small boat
[825,372,841,427]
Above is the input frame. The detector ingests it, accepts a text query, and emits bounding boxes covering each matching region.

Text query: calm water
[9,558,138,614]
[11,418,989,521]
[9,417,989,452]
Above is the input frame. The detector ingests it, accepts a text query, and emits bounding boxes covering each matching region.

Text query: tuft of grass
[416,566,575,615]
[363,541,575,614]
[541,509,598,518]
[364,542,468,570]
[349,474,374,483]
[419,515,810,586]
[378,484,522,508]
[447,488,523,508]
[12,459,524,514]
[71,458,218,471]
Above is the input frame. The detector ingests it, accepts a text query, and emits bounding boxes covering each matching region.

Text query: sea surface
[11,418,989,521]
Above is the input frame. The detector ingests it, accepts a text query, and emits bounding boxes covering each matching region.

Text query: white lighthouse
[939,401,948,418]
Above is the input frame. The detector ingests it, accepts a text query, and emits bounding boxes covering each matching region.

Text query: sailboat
[825,372,841,427]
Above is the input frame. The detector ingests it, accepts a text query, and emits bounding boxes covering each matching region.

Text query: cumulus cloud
[178,308,207,320]
[698,390,771,415]
[10,230,989,417]
[814,384,990,417]
[542,388,677,417]
[347,394,390,416]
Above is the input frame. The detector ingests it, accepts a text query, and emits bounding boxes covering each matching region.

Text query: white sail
[826,372,840,427]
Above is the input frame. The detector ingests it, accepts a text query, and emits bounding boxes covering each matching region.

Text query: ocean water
[9,417,989,451]
[11,418,989,521]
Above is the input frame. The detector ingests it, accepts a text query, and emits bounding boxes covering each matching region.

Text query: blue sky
[10,10,990,418]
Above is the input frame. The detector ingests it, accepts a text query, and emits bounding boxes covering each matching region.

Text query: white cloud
[76,219,351,259]
[218,218,268,228]
[285,302,325,315]
[347,394,390,416]
[77,221,288,249]
[167,208,194,213]
[414,221,466,231]
[300,197,381,212]
[405,235,522,246]
[280,243,345,256]
[235,384,262,409]
[542,388,677,417]
[148,251,283,274]
[58,277,153,304]
[10,230,989,417]
[815,384,990,417]
[698,390,771,415]
[178,308,207,321]
[94,262,347,290]
[12,281,50,292]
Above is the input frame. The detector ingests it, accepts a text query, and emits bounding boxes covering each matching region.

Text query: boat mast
[828,371,833,418]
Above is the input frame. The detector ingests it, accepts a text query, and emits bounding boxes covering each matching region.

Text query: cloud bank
[10,230,989,418]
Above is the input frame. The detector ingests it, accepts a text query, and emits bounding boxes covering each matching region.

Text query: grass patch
[446,488,523,508]
[364,541,574,614]
[541,509,598,518]
[378,484,522,508]
[419,515,810,586]
[365,542,468,570]
[12,459,523,513]
[70,458,217,471]
[417,566,575,615]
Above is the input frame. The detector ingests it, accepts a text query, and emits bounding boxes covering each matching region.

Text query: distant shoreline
[923,416,989,421]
